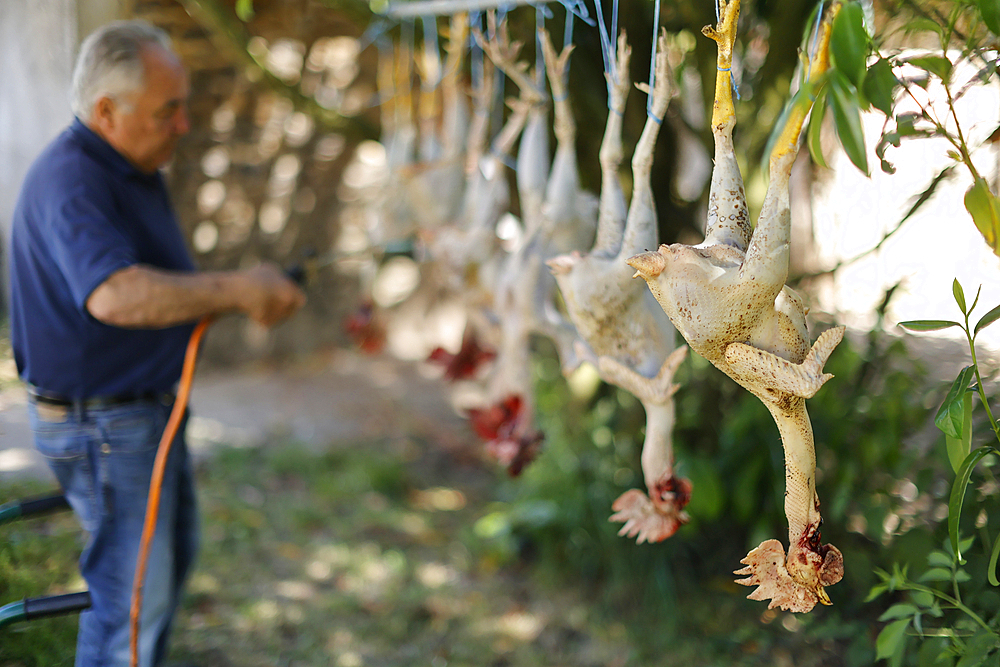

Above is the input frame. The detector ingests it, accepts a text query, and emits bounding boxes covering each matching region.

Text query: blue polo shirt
[9,118,196,398]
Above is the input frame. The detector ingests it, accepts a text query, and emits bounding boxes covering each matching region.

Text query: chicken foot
[627,0,845,612]
[600,347,690,543]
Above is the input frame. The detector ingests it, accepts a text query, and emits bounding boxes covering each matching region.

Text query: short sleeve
[46,182,137,311]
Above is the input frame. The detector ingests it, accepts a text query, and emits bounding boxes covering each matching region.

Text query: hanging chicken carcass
[627,0,844,612]
[548,30,690,543]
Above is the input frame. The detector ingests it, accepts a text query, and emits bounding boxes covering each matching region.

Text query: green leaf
[989,531,1000,586]
[955,627,999,667]
[235,0,255,21]
[949,447,999,563]
[927,550,954,568]
[905,55,954,84]
[866,582,890,602]
[807,89,830,168]
[918,567,954,582]
[829,71,870,174]
[975,304,1000,335]
[863,58,899,117]
[945,391,973,474]
[969,286,982,317]
[965,178,1000,258]
[954,568,971,583]
[830,1,868,89]
[879,603,920,621]
[977,0,1000,36]
[876,618,911,661]
[953,278,968,314]
[935,366,976,439]
[911,589,935,609]
[899,320,961,332]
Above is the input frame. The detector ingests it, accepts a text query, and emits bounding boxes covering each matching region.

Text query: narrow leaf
[977,304,1000,335]
[899,320,961,332]
[807,89,829,168]
[964,177,1000,258]
[945,392,974,474]
[989,531,1000,586]
[935,366,976,439]
[953,278,967,314]
[863,57,899,116]
[762,86,811,175]
[949,446,999,563]
[876,618,911,661]
[830,1,868,89]
[969,286,982,317]
[829,71,870,174]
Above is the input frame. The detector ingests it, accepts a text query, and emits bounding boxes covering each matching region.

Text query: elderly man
[9,20,305,666]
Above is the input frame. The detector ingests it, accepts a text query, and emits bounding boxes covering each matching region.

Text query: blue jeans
[29,398,198,667]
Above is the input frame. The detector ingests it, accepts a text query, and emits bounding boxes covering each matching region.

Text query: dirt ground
[0,345,472,486]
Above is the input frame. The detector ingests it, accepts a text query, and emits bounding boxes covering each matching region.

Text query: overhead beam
[383,0,541,19]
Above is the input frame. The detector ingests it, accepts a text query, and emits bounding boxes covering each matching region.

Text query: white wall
[0,0,123,308]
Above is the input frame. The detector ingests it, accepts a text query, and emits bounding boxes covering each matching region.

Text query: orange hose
[129,316,213,667]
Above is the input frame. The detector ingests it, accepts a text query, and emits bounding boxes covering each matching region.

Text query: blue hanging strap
[593,0,618,107]
[611,0,619,58]
[401,19,415,98]
[807,0,825,82]
[646,0,661,118]
[535,4,550,91]
[359,18,394,53]
[470,11,485,106]
[712,0,740,101]
[420,15,443,91]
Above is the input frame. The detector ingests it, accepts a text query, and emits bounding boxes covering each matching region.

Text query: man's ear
[91,96,116,132]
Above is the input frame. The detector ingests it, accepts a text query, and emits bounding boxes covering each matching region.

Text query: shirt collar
[69,117,159,183]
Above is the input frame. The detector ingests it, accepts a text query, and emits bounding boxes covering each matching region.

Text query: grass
[0,437,644,667]
[0,426,885,667]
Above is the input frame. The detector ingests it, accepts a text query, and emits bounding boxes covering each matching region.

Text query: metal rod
[385,0,541,19]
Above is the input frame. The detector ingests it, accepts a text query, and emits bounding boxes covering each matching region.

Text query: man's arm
[86,263,305,329]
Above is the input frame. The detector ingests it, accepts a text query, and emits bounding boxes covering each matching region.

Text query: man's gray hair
[70,20,173,120]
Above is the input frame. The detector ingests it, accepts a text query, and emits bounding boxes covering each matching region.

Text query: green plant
[868,280,1000,665]
[871,0,1000,258]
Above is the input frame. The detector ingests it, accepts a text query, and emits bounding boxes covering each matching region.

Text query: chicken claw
[735,538,843,612]
[610,483,691,544]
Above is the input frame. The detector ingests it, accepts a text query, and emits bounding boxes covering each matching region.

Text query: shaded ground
[0,348,644,666]
[0,347,471,484]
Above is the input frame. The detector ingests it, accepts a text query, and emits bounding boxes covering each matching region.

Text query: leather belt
[28,387,175,410]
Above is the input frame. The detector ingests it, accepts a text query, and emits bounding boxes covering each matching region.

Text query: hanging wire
[611,0,619,59]
[535,4,550,91]
[421,15,444,90]
[807,0,825,82]
[359,18,395,52]
[401,18,415,98]
[647,0,662,120]
[470,10,485,93]
[593,0,618,106]
[711,0,740,101]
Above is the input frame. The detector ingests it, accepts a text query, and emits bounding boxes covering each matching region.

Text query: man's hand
[236,264,306,327]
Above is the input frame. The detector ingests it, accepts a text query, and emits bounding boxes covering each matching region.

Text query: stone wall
[126,0,375,364]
